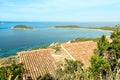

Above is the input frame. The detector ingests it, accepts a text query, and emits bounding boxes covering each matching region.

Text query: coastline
[0,37,102,60]
[0,55,18,60]
[54,26,114,32]
[0,27,112,60]
[78,28,113,32]
[11,27,35,30]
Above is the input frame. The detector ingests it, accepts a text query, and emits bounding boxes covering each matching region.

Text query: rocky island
[11,25,35,30]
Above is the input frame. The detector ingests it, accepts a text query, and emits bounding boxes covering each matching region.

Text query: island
[54,25,119,31]
[11,25,35,30]
[54,25,80,28]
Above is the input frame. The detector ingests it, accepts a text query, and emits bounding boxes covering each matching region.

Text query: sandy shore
[78,28,113,32]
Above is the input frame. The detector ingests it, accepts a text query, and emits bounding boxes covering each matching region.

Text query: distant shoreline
[78,27,113,32]
[54,26,114,32]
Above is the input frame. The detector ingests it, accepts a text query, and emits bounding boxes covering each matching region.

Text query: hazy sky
[0,0,120,22]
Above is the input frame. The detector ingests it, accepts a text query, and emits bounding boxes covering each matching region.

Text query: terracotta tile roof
[18,49,56,80]
[62,41,97,68]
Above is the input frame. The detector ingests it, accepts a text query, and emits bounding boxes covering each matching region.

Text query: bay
[0,22,119,57]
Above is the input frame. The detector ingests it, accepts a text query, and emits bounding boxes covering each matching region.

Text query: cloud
[0,0,120,21]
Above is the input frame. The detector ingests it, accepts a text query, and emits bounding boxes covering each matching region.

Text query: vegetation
[71,38,100,43]
[37,73,54,80]
[0,63,24,80]
[29,45,49,50]
[54,25,80,28]
[94,26,116,31]
[92,25,120,31]
[40,45,49,49]
[39,26,120,80]
[92,26,120,80]
[52,46,61,52]
[54,25,120,31]
[89,55,110,80]
[56,59,84,80]
[1,25,120,80]
[12,25,35,30]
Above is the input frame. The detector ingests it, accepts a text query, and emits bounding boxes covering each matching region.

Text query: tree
[89,55,110,80]
[37,73,54,80]
[95,35,109,56]
[56,59,84,80]
[0,63,24,80]
[92,26,120,80]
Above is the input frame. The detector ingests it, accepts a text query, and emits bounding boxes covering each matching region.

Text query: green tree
[95,35,109,56]
[106,26,120,79]
[37,73,54,80]
[0,63,24,80]
[92,26,120,80]
[56,59,84,80]
[89,55,110,80]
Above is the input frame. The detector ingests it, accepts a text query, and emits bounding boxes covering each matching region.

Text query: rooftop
[18,49,57,80]
[61,41,97,68]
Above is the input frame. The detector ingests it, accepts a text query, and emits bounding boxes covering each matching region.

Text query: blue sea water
[0,22,119,58]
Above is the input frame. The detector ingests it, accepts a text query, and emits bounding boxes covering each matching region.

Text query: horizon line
[1,21,120,23]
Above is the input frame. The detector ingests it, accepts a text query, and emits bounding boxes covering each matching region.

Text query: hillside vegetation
[71,38,99,42]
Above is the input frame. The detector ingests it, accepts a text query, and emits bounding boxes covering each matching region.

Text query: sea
[0,21,119,58]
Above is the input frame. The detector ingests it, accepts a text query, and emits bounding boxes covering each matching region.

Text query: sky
[0,0,120,22]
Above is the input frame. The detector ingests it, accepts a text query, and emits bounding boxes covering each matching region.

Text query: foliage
[51,46,61,52]
[90,25,120,80]
[54,25,80,28]
[89,55,110,80]
[71,38,99,43]
[12,25,35,30]
[30,45,49,50]
[1,25,120,80]
[95,35,109,56]
[55,26,120,80]
[41,45,49,49]
[0,63,24,80]
[37,73,54,80]
[54,25,117,31]
[56,59,84,80]
[95,26,116,31]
